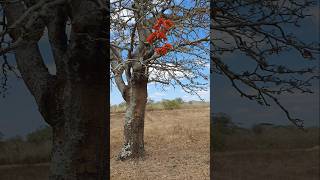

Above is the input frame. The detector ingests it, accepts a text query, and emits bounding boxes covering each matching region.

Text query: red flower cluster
[155,43,173,55]
[152,18,174,32]
[146,17,174,56]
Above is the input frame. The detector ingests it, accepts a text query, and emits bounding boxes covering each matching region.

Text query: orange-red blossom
[155,43,173,55]
[147,17,174,55]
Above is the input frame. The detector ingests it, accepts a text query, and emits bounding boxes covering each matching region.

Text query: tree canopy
[212,0,319,128]
[110,0,210,100]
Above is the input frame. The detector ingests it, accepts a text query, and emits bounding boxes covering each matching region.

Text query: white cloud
[151,92,165,97]
[148,63,194,82]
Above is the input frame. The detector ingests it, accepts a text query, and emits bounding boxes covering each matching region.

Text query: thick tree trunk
[49,5,109,177]
[4,0,109,179]
[118,69,148,160]
[49,77,108,180]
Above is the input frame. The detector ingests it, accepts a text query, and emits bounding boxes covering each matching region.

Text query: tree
[0,131,3,142]
[0,1,108,179]
[211,112,236,151]
[174,97,184,104]
[211,0,319,128]
[110,0,209,160]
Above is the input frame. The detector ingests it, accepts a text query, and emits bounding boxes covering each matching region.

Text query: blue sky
[211,5,320,128]
[0,3,318,138]
[111,81,210,105]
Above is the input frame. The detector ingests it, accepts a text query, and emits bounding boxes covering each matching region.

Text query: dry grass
[110,107,210,180]
[111,101,209,113]
[0,163,49,180]
[213,148,319,180]
[0,106,318,180]
[0,141,51,165]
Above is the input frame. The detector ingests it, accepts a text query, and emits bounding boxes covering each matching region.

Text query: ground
[213,148,319,180]
[110,107,210,180]
[0,106,319,180]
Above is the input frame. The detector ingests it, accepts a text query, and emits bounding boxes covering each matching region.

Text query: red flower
[152,24,161,30]
[155,43,173,56]
[156,31,167,40]
[155,47,162,55]
[156,18,165,25]
[163,43,173,49]
[148,17,173,45]
[163,19,174,30]
[155,47,168,55]
[146,32,157,44]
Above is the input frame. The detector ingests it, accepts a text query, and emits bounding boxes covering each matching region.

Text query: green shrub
[174,98,184,104]
[27,126,52,144]
[162,99,181,110]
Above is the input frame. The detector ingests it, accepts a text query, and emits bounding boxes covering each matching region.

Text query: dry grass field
[213,148,319,180]
[1,106,319,180]
[0,163,50,180]
[110,107,210,180]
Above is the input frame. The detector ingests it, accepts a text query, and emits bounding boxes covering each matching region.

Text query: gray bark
[3,0,109,179]
[118,64,148,160]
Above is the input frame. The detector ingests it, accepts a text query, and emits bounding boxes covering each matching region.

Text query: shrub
[162,99,181,110]
[174,98,184,104]
[252,124,263,135]
[27,126,52,144]
[0,132,3,142]
[211,113,236,152]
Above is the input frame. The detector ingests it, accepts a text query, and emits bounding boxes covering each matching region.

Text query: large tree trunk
[118,68,148,160]
[48,2,109,177]
[49,77,108,180]
[4,1,109,179]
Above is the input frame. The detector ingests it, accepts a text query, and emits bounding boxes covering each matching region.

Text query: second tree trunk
[118,70,148,160]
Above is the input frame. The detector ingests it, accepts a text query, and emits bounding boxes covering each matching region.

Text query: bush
[0,129,52,165]
[211,113,236,152]
[252,124,263,135]
[27,126,52,144]
[162,99,182,110]
[0,132,3,142]
[174,98,184,104]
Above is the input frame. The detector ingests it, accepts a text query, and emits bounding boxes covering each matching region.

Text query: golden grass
[110,107,210,180]
[1,106,318,180]
[0,163,49,180]
[111,101,209,113]
[213,148,319,180]
[0,141,51,165]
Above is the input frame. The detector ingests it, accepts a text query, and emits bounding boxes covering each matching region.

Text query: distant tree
[211,112,236,152]
[0,131,3,141]
[174,97,184,104]
[118,101,127,108]
[212,0,320,128]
